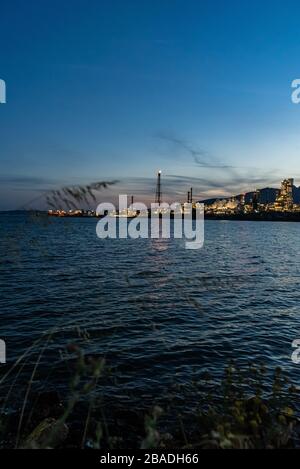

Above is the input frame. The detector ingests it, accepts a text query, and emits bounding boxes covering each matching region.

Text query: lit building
[274,178,294,211]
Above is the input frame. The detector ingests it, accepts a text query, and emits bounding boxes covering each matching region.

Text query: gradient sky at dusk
[2,0,300,209]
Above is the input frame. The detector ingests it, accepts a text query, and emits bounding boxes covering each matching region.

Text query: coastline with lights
[47,175,300,221]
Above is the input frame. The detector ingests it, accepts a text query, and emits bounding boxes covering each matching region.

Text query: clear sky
[1,0,300,209]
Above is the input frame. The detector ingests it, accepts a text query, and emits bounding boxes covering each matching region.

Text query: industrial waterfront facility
[48,175,300,219]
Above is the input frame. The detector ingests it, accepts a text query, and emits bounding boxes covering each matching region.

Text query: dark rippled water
[1,212,300,414]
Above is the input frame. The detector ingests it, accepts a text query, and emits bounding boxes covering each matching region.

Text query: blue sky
[1,0,300,208]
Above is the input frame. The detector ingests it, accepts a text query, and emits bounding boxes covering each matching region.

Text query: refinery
[48,175,300,220]
[204,178,300,218]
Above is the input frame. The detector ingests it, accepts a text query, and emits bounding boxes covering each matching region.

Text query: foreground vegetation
[0,346,299,449]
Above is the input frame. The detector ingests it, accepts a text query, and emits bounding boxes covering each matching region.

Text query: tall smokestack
[155,170,162,205]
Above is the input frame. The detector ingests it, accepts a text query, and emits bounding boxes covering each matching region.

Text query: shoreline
[205,212,300,222]
[3,210,300,222]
